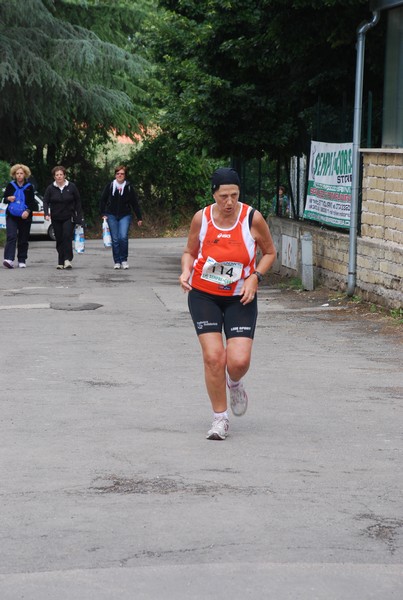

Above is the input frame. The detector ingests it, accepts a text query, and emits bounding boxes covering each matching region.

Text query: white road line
[0,303,50,310]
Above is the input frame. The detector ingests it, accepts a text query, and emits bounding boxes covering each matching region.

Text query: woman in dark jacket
[43,165,83,269]
[99,165,142,269]
[3,163,36,269]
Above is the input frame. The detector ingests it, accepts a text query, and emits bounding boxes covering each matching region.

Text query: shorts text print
[196,320,219,330]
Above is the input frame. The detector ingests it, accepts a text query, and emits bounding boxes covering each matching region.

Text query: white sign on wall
[304,140,353,229]
[281,235,298,270]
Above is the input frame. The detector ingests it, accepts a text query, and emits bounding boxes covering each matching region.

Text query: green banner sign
[303,141,353,229]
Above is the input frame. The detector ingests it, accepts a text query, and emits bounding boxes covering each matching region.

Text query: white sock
[214,411,228,420]
[227,374,240,388]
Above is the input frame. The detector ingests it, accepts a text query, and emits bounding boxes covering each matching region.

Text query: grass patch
[277,277,304,291]
[328,292,347,302]
[390,307,403,323]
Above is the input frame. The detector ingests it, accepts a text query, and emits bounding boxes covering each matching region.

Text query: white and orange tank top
[189,202,256,296]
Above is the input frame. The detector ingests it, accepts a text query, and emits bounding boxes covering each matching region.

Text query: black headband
[211,167,241,193]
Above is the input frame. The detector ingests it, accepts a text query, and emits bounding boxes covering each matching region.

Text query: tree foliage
[151,0,386,158]
[0,0,150,171]
[128,132,219,219]
[0,0,388,225]
[56,0,157,51]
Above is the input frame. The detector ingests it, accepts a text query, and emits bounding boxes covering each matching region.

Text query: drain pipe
[347,10,380,296]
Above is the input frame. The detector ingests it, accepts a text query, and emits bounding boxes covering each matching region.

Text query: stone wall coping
[361,147,403,154]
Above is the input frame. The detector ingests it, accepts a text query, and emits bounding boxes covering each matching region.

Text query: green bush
[127,133,220,224]
[0,161,8,247]
[0,160,10,190]
[68,161,109,227]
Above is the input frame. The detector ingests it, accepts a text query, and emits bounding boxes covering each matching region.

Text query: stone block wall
[268,149,403,309]
[362,149,403,245]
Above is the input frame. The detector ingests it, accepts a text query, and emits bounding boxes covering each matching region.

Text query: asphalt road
[0,237,402,599]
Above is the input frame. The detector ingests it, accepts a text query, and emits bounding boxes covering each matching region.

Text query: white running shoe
[206,417,229,440]
[64,260,72,269]
[3,259,14,269]
[227,376,248,417]
[114,263,121,269]
[18,262,26,268]
[121,261,129,269]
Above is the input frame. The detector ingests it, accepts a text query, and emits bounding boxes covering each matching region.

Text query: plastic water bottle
[102,217,112,247]
[74,225,85,253]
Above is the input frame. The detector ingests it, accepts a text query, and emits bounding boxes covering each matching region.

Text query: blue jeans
[105,214,132,264]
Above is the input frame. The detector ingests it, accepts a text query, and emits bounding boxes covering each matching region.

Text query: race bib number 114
[201,257,243,286]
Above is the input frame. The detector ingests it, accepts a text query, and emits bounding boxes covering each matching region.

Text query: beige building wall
[268,149,403,309]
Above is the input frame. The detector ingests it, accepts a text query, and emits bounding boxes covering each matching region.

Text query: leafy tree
[151,0,386,159]
[128,132,219,222]
[0,0,150,184]
[55,0,157,51]
[0,161,10,190]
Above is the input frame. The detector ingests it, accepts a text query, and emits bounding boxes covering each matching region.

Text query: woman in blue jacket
[3,163,36,269]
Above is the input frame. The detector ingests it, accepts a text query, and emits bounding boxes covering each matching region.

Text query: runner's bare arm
[240,210,277,304]
[179,210,202,291]
[252,210,277,274]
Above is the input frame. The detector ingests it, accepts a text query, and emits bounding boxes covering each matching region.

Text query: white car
[0,191,55,240]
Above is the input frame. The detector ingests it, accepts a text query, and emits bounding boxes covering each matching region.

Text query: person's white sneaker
[18,262,26,268]
[121,261,129,269]
[64,260,72,269]
[3,259,14,269]
[206,417,229,440]
[227,375,248,416]
[114,263,121,269]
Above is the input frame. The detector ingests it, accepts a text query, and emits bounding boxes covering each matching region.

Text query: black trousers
[4,213,32,263]
[53,218,74,264]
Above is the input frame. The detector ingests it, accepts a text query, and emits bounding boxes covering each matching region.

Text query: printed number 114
[212,265,233,277]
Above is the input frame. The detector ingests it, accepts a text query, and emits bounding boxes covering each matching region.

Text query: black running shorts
[188,287,258,339]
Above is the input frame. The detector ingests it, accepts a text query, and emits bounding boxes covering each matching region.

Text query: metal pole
[296,155,300,218]
[367,90,373,147]
[257,157,262,212]
[347,11,380,296]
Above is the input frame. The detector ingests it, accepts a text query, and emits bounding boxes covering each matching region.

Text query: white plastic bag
[102,217,112,247]
[0,201,7,229]
[74,225,85,253]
